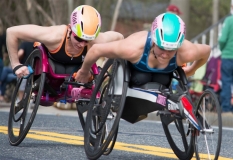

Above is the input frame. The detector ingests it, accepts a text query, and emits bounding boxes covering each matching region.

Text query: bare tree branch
[85,0,94,6]
[33,0,56,25]
[16,1,29,25]
[111,0,122,31]
[48,0,68,24]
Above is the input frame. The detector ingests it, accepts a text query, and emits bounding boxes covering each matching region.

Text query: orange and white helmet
[70,5,101,41]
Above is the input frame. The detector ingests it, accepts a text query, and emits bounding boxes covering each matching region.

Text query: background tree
[189,0,230,39]
[170,0,190,38]
[0,0,231,40]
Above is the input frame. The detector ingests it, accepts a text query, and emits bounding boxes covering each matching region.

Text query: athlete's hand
[182,65,195,77]
[75,69,92,83]
[13,65,30,78]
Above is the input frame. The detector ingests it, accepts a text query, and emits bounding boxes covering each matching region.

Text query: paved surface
[0,102,78,117]
[1,102,233,127]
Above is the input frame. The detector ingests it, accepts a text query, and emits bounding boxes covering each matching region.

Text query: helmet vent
[176,32,181,41]
[162,15,165,21]
[81,21,84,31]
[95,24,99,34]
[81,8,84,14]
[160,29,163,40]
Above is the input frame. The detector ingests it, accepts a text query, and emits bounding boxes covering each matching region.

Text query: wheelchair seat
[48,58,81,75]
[110,60,177,123]
[135,82,167,90]
[122,82,170,123]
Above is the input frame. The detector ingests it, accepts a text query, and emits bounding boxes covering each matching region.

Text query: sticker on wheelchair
[156,94,167,106]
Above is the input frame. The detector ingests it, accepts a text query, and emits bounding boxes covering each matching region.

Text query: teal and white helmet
[151,13,185,50]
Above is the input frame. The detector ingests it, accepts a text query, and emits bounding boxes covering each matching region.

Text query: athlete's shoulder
[128,30,148,38]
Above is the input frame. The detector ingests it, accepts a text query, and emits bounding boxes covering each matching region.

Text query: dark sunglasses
[72,32,88,43]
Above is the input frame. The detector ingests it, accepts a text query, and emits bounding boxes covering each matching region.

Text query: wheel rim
[84,59,125,159]
[8,49,44,146]
[161,115,194,160]
[195,89,222,160]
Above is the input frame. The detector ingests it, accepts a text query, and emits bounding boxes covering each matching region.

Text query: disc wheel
[8,48,45,146]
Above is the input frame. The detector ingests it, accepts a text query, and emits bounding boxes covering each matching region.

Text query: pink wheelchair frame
[7,43,101,146]
[34,44,100,106]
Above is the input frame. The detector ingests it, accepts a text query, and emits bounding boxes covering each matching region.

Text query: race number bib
[156,94,167,106]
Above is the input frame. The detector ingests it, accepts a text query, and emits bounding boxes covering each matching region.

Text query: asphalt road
[0,105,233,160]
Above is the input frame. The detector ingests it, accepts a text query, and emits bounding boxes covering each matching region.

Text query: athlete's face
[153,44,176,62]
[71,32,88,49]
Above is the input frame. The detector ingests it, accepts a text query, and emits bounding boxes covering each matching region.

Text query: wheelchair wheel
[76,102,88,130]
[194,89,222,160]
[161,78,195,159]
[84,59,127,160]
[161,114,194,160]
[8,48,45,146]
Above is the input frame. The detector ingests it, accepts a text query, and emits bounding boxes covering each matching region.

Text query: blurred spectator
[0,31,7,84]
[0,41,34,102]
[0,66,16,102]
[166,4,182,15]
[218,14,233,113]
[0,29,8,102]
[18,41,34,64]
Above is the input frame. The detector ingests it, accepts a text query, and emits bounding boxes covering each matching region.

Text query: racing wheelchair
[8,43,99,146]
[84,59,222,160]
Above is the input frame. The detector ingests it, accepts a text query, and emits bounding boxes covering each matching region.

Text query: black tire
[101,85,118,156]
[76,76,99,131]
[161,115,194,160]
[194,89,222,160]
[8,48,45,146]
[84,59,127,160]
[76,103,87,130]
[161,71,195,160]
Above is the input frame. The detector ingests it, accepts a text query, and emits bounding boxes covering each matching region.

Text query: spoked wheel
[161,114,195,160]
[8,48,45,146]
[84,59,127,160]
[194,89,222,160]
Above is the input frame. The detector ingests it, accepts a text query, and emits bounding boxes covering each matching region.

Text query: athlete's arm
[177,40,211,77]
[90,31,124,45]
[76,32,144,83]
[6,25,66,68]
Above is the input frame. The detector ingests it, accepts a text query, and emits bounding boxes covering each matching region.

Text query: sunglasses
[72,32,88,43]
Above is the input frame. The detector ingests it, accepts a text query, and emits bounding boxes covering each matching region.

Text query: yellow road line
[0,126,232,160]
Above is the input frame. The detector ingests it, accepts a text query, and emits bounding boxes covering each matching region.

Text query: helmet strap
[151,43,157,59]
[67,25,72,39]
[153,50,157,59]
[67,30,72,39]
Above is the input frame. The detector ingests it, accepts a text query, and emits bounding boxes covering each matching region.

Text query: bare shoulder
[116,31,148,62]
[89,31,147,62]
[176,40,195,64]
[124,31,148,50]
[177,40,211,65]
[130,30,148,36]
[46,25,67,42]
[7,24,67,45]
[90,31,124,45]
